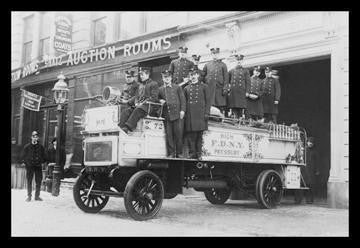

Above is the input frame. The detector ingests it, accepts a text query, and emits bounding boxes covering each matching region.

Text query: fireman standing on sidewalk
[158,70,186,158]
[20,131,47,202]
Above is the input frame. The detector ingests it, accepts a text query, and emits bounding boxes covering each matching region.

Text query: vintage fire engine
[73,86,309,221]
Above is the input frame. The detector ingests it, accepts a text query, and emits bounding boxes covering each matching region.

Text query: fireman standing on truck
[246,66,264,121]
[227,53,251,119]
[169,46,194,86]
[202,47,229,114]
[158,70,186,158]
[119,67,159,133]
[183,67,211,159]
[262,67,281,123]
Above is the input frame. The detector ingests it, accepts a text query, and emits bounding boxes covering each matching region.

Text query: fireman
[227,53,251,119]
[158,70,186,158]
[262,67,281,123]
[169,46,194,86]
[119,67,159,133]
[183,67,211,159]
[120,69,140,106]
[246,66,264,121]
[202,47,229,114]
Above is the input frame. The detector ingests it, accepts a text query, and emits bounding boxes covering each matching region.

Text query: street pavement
[11,185,348,237]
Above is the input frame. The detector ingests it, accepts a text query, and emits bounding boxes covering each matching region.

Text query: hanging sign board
[21,89,42,112]
[54,14,72,55]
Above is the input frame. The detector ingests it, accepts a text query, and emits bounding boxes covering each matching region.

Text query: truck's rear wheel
[73,171,109,213]
[204,188,231,205]
[255,170,283,209]
[124,170,164,221]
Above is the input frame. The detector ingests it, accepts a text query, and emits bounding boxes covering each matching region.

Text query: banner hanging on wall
[21,89,43,112]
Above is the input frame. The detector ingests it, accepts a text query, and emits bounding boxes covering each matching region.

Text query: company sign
[54,15,72,54]
[21,89,42,112]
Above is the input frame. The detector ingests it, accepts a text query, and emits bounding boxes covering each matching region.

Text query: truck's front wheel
[124,170,164,221]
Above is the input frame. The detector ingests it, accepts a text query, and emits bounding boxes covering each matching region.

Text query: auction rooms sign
[54,14,72,54]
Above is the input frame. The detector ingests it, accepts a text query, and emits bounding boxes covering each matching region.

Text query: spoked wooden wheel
[73,171,109,213]
[256,170,283,209]
[204,188,231,205]
[124,170,164,221]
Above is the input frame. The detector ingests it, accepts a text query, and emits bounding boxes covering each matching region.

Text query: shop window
[118,12,145,40]
[75,75,103,99]
[93,17,107,47]
[103,69,127,91]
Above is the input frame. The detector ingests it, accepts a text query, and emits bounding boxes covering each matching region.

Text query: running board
[83,189,124,198]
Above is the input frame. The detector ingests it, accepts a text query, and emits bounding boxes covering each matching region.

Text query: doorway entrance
[271,57,331,200]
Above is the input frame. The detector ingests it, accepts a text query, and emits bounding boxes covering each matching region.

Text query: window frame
[92,16,107,47]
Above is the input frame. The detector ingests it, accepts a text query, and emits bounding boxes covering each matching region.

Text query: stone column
[327,11,349,209]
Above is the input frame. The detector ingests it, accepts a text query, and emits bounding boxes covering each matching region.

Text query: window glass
[75,75,103,99]
[23,15,33,42]
[93,17,107,46]
[23,41,32,65]
[103,69,128,91]
[119,12,143,40]
[39,37,50,60]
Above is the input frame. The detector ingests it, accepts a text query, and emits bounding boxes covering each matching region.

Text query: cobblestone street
[11,186,348,237]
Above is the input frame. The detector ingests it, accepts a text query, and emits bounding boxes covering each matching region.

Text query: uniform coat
[202,60,229,107]
[159,84,186,121]
[302,146,319,186]
[122,80,139,103]
[21,142,47,167]
[262,76,281,114]
[129,78,159,113]
[183,82,211,132]
[246,76,264,117]
[227,65,251,108]
[120,78,159,130]
[169,58,194,85]
[159,84,186,156]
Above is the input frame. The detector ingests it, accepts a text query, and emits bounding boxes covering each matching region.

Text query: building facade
[11,11,349,208]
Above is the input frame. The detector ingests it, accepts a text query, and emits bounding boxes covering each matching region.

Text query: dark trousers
[165,118,184,156]
[264,113,277,123]
[119,107,147,131]
[232,108,245,118]
[185,131,203,158]
[26,166,42,198]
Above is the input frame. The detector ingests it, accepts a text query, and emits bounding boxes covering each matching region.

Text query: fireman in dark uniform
[183,67,211,159]
[120,70,140,106]
[262,67,281,123]
[158,70,186,158]
[295,137,320,204]
[119,67,159,133]
[202,47,229,114]
[169,46,194,86]
[246,66,264,121]
[227,53,251,119]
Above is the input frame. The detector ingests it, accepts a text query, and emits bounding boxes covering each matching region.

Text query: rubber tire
[124,170,164,221]
[73,171,109,213]
[204,188,231,205]
[255,170,283,209]
[164,193,178,199]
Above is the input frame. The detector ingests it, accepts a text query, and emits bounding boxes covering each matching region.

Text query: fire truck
[73,86,309,221]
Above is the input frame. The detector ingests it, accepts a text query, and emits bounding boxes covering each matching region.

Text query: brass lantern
[52,73,69,104]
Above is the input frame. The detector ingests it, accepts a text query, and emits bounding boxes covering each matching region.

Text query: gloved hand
[274,100,279,104]
[180,111,185,119]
